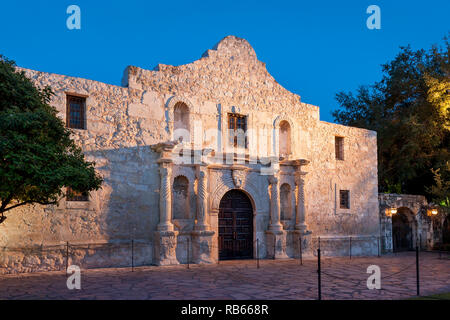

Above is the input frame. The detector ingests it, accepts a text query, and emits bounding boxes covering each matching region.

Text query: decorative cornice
[151,141,179,153]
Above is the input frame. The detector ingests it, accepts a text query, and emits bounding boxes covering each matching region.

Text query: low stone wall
[309,236,379,257]
[0,241,153,275]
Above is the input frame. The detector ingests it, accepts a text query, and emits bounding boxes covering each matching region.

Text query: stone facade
[0,36,380,273]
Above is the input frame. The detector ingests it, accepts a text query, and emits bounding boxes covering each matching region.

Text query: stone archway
[218,189,254,260]
[392,207,416,251]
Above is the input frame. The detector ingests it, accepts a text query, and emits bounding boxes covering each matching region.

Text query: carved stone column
[295,173,307,232]
[293,159,312,258]
[194,165,209,231]
[191,162,215,264]
[157,163,174,232]
[266,174,287,259]
[151,142,179,265]
[268,175,283,232]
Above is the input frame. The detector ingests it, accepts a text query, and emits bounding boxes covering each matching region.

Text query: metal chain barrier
[1,234,448,300]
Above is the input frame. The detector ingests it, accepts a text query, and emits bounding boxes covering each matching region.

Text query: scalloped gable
[122,36,317,115]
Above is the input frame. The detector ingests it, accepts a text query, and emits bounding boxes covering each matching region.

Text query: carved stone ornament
[232,168,246,188]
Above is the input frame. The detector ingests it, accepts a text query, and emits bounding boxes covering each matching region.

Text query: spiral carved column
[268,175,283,232]
[158,163,174,232]
[194,165,209,231]
[191,164,215,264]
[151,142,179,265]
[266,173,287,259]
[295,173,307,232]
[293,159,312,259]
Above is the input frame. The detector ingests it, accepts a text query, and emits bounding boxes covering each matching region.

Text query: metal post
[318,236,321,250]
[377,236,380,257]
[299,236,303,266]
[349,236,352,260]
[273,236,276,260]
[256,239,260,269]
[66,241,69,272]
[317,248,322,300]
[416,245,420,296]
[410,231,413,250]
[131,240,134,272]
[187,237,190,269]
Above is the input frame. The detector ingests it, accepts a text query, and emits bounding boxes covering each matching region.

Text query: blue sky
[0,0,449,122]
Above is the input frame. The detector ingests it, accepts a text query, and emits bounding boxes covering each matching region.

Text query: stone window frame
[335,136,345,161]
[65,92,88,130]
[166,96,195,145]
[220,106,253,155]
[64,186,93,210]
[227,112,248,149]
[273,115,295,159]
[66,187,89,202]
[339,190,350,209]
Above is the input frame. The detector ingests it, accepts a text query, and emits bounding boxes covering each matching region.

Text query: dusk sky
[1,0,449,122]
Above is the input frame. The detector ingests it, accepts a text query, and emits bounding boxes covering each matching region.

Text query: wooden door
[219,190,253,260]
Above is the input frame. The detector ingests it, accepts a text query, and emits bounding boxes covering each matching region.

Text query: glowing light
[385,207,397,216]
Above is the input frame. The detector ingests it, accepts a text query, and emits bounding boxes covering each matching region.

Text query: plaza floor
[0,252,449,300]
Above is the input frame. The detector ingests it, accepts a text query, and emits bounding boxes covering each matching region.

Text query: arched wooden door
[218,190,253,260]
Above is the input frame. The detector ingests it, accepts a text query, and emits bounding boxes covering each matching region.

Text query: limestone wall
[0,36,380,273]
[0,69,162,273]
[305,122,379,249]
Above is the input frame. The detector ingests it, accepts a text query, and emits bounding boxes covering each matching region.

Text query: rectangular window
[66,95,86,129]
[227,113,248,148]
[335,136,344,160]
[339,190,350,209]
[66,187,89,202]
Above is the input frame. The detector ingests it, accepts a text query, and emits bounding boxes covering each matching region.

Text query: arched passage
[218,189,253,260]
[392,207,416,251]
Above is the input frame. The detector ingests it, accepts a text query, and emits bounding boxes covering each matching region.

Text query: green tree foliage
[0,56,103,224]
[426,163,450,207]
[332,37,449,203]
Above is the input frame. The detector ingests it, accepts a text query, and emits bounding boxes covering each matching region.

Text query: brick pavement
[0,252,448,300]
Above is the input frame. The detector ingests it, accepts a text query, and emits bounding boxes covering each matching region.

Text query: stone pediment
[123,36,314,114]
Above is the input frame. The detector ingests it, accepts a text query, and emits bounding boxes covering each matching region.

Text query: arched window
[279,120,291,157]
[173,102,190,142]
[280,183,292,220]
[172,176,189,219]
